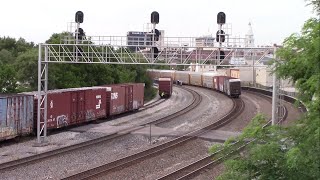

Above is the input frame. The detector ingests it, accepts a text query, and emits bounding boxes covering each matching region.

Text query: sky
[0,0,316,46]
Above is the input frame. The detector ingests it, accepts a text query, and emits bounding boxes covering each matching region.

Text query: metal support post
[37,44,42,144]
[271,46,278,125]
[272,70,278,125]
[152,23,156,63]
[44,46,48,138]
[218,24,222,65]
[252,51,255,87]
[36,44,48,145]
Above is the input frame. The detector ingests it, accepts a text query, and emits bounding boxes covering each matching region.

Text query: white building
[245,22,255,47]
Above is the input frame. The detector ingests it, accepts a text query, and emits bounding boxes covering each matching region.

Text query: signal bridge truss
[36,35,275,144]
[42,35,274,66]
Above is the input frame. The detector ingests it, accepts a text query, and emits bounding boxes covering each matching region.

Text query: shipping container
[0,94,34,141]
[189,72,203,86]
[27,87,107,129]
[174,71,190,85]
[158,78,173,98]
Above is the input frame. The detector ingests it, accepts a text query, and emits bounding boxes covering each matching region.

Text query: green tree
[214,2,320,179]
[14,48,38,90]
[0,49,14,64]
[0,64,17,93]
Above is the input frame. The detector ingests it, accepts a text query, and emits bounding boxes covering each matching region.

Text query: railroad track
[63,97,245,180]
[0,86,201,172]
[156,91,288,180]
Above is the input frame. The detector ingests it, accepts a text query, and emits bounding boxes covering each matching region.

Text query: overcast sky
[0,0,316,45]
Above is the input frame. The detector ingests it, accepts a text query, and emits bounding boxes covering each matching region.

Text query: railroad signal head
[217,12,226,24]
[75,11,84,23]
[151,11,159,24]
[216,50,225,62]
[152,47,159,59]
[219,51,225,61]
[151,29,161,41]
[75,28,85,40]
[216,30,225,42]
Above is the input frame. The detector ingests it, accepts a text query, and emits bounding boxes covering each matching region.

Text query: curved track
[0,86,201,172]
[63,97,244,180]
[156,90,288,180]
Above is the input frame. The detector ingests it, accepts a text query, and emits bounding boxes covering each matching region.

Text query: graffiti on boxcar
[86,110,95,120]
[0,127,16,138]
[57,115,68,127]
[116,105,125,113]
[50,100,53,109]
[96,109,106,117]
[133,101,139,109]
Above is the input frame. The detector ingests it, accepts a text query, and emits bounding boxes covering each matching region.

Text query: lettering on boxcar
[50,100,53,109]
[96,94,102,109]
[111,92,118,100]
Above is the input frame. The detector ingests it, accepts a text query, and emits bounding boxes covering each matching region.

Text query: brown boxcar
[213,76,224,91]
[0,94,34,141]
[27,87,107,129]
[103,83,144,116]
[158,78,173,98]
[124,83,145,110]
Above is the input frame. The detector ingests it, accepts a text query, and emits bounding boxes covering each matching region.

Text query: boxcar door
[125,85,133,111]
[70,92,78,125]
[78,91,85,122]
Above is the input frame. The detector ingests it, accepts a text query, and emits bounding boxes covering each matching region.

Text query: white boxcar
[160,70,175,79]
[189,72,203,86]
[202,72,217,89]
[147,69,162,80]
[175,71,190,85]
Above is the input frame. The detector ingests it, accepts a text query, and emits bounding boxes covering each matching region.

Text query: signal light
[216,30,225,42]
[216,51,225,62]
[152,47,159,59]
[75,28,85,40]
[75,11,84,23]
[220,51,225,61]
[217,12,226,24]
[151,11,159,24]
[151,29,161,41]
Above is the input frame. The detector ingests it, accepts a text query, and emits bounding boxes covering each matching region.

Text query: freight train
[0,83,145,141]
[148,69,241,98]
